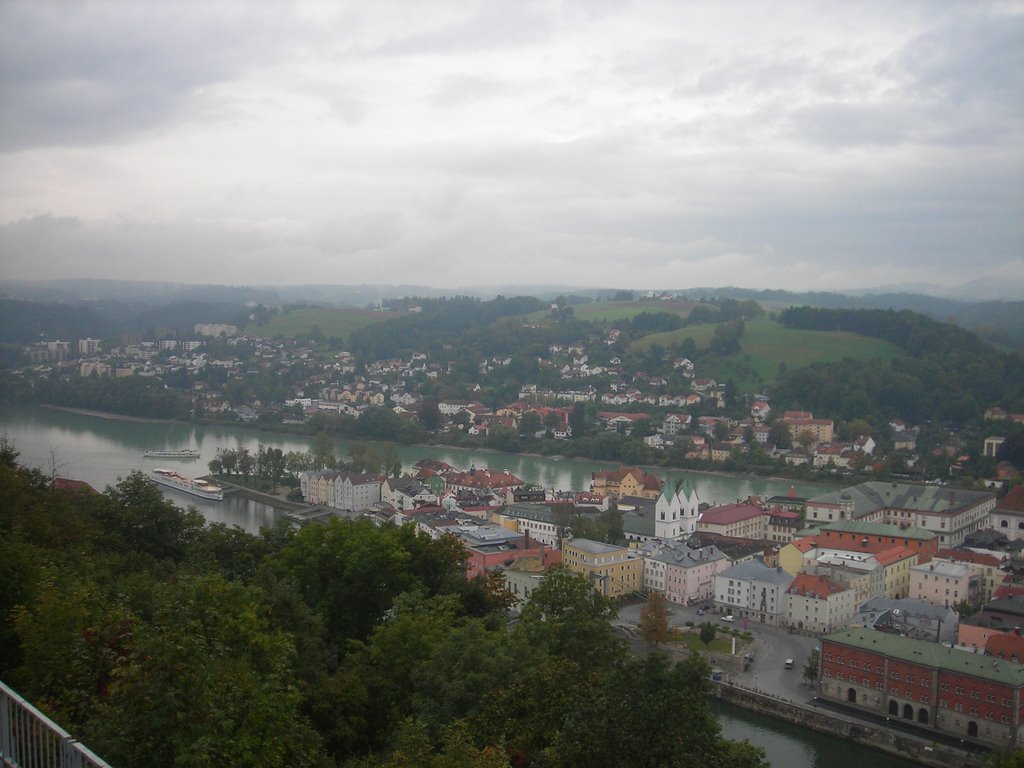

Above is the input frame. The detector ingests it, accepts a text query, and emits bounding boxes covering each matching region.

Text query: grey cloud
[0,2,298,151]
[431,74,509,107]
[318,211,408,255]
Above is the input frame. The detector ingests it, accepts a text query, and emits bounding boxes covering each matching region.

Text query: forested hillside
[773,308,1024,423]
[0,445,767,768]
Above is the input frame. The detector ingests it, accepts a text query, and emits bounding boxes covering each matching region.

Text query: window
[921,679,929,688]
[891,672,901,680]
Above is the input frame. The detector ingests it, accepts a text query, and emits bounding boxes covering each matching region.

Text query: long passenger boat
[150,468,224,500]
[143,449,200,459]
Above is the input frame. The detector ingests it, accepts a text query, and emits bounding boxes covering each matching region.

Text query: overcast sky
[1,1,1022,296]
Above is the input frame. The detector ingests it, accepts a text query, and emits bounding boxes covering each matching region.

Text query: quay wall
[711,682,984,768]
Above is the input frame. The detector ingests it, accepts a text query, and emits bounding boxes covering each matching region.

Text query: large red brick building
[820,628,1024,748]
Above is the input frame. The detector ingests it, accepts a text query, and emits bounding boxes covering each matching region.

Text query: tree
[796,429,817,453]
[518,411,542,437]
[218,447,238,476]
[237,446,255,480]
[312,431,335,469]
[699,623,716,648]
[86,574,327,768]
[519,567,623,671]
[803,648,820,687]
[382,445,404,478]
[639,592,670,647]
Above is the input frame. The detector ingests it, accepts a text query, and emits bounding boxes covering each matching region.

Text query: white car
[784,659,795,669]
[721,615,735,623]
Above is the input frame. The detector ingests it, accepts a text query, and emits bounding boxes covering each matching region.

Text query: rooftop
[699,502,763,526]
[719,557,794,585]
[822,519,936,542]
[824,628,1024,686]
[564,537,625,555]
[811,481,994,518]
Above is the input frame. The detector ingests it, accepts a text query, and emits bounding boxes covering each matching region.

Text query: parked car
[784,658,795,669]
[696,608,705,616]
[721,615,735,623]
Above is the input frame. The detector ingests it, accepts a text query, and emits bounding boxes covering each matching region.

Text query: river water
[0,403,836,533]
[0,403,921,767]
[712,700,918,768]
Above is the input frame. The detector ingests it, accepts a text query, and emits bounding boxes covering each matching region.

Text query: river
[712,700,919,768]
[0,404,836,533]
[0,403,921,767]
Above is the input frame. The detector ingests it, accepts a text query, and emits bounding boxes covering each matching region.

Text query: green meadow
[526,299,704,324]
[248,307,396,342]
[631,318,901,389]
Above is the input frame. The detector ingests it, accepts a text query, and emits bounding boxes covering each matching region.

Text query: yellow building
[561,538,643,598]
[590,466,663,500]
[779,536,819,576]
[878,547,918,599]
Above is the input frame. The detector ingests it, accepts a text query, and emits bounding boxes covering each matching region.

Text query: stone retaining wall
[712,682,983,768]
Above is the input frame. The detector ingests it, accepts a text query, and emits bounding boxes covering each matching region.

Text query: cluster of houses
[289,457,1024,748]
[25,329,1022,496]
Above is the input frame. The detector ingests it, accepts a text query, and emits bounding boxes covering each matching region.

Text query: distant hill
[0,299,117,344]
[3,278,1021,348]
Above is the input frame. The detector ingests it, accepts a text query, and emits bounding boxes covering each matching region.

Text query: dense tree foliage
[32,373,192,419]
[0,445,764,768]
[774,307,1024,424]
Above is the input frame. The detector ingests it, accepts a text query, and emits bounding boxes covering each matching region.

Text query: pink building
[910,560,980,609]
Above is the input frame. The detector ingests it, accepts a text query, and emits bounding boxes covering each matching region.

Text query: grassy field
[631,317,901,390]
[669,629,738,654]
[526,299,706,324]
[248,307,397,342]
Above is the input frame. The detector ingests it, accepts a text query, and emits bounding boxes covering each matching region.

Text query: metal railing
[0,681,111,768]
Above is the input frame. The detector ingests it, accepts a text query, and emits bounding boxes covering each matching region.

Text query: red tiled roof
[791,536,818,553]
[52,477,100,495]
[986,632,1024,661]
[937,548,1004,567]
[874,546,916,566]
[787,572,846,599]
[699,502,763,526]
[997,486,1024,513]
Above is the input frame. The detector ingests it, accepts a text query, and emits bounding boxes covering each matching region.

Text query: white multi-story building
[784,572,858,634]
[78,338,101,355]
[714,558,794,625]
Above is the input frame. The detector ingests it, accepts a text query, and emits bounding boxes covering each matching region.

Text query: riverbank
[211,477,311,512]
[711,682,984,768]
[26,402,836,494]
[39,404,177,425]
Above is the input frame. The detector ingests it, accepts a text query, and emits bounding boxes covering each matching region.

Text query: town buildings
[992,487,1024,541]
[561,538,643,598]
[714,558,794,625]
[637,539,729,605]
[805,482,995,548]
[820,628,1024,748]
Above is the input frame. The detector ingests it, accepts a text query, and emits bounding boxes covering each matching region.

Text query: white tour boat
[150,468,224,500]
[143,449,200,459]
